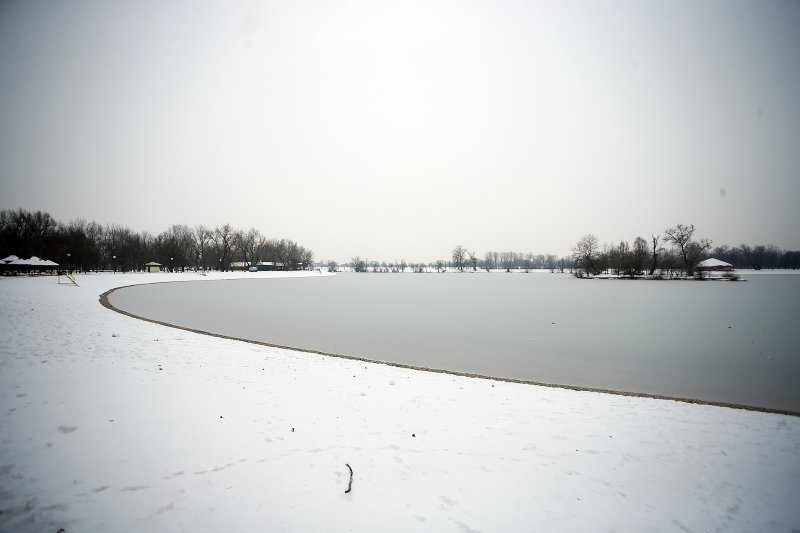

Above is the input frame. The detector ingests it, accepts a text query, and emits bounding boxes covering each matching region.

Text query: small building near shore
[232,261,283,271]
[145,262,162,273]
[696,258,733,272]
[254,261,281,271]
[2,256,58,274]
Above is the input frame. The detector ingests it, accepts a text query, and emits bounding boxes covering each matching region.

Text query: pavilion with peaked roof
[1,256,59,275]
[696,258,733,272]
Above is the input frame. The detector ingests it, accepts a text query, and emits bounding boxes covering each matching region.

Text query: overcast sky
[1,0,798,262]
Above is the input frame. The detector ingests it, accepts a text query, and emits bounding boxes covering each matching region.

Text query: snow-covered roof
[7,256,58,266]
[696,258,732,268]
[2,255,19,263]
[144,262,162,266]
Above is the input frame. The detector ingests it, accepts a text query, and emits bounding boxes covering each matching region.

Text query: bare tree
[649,234,661,275]
[157,224,193,272]
[275,238,298,270]
[300,248,314,270]
[468,251,478,271]
[214,224,234,271]
[740,243,773,270]
[351,256,367,272]
[435,259,445,273]
[572,234,599,277]
[522,252,534,272]
[451,245,467,271]
[545,254,557,273]
[631,236,649,277]
[664,224,711,276]
[483,251,494,271]
[499,251,516,272]
[193,225,213,270]
[660,249,680,278]
[235,228,263,266]
[608,240,627,276]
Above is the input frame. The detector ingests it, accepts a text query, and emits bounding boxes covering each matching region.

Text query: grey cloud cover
[1,0,798,261]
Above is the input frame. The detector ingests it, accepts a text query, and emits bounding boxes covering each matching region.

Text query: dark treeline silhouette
[709,244,798,271]
[572,223,800,278]
[0,208,314,273]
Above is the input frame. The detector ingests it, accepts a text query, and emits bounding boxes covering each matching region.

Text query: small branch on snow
[345,463,353,494]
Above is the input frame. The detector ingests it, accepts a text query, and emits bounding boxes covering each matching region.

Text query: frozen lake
[108,272,800,412]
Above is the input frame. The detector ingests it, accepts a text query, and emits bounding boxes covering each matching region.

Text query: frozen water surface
[109,272,800,411]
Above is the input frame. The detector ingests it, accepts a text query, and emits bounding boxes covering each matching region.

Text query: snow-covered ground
[1,272,798,532]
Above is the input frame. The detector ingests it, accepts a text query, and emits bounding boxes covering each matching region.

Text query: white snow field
[1,272,798,532]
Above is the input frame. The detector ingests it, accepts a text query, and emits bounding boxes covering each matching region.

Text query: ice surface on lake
[110,273,800,411]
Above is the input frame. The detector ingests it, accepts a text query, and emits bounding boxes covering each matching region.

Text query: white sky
[1,0,798,262]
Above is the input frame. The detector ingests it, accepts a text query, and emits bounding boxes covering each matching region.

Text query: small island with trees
[570,223,743,280]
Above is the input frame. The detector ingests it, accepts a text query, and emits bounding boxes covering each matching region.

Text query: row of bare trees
[0,208,314,273]
[347,246,571,273]
[447,246,573,273]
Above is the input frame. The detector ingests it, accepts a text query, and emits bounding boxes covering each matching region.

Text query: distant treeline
[0,208,314,272]
[342,224,799,275]
[344,251,572,274]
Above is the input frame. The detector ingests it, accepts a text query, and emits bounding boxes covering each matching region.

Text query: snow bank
[1,272,798,532]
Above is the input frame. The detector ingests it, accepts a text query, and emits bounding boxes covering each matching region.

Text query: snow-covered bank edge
[101,277,799,417]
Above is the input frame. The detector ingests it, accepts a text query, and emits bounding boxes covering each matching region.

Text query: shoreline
[99,279,800,418]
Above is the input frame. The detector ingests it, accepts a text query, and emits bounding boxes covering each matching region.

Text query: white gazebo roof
[696,258,732,268]
[8,256,57,266]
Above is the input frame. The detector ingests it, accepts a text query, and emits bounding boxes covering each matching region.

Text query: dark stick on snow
[345,463,353,494]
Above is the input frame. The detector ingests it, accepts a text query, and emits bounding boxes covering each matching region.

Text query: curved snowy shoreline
[1,272,799,532]
[101,278,799,417]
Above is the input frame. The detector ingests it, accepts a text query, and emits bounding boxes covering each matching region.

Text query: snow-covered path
[1,272,798,532]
